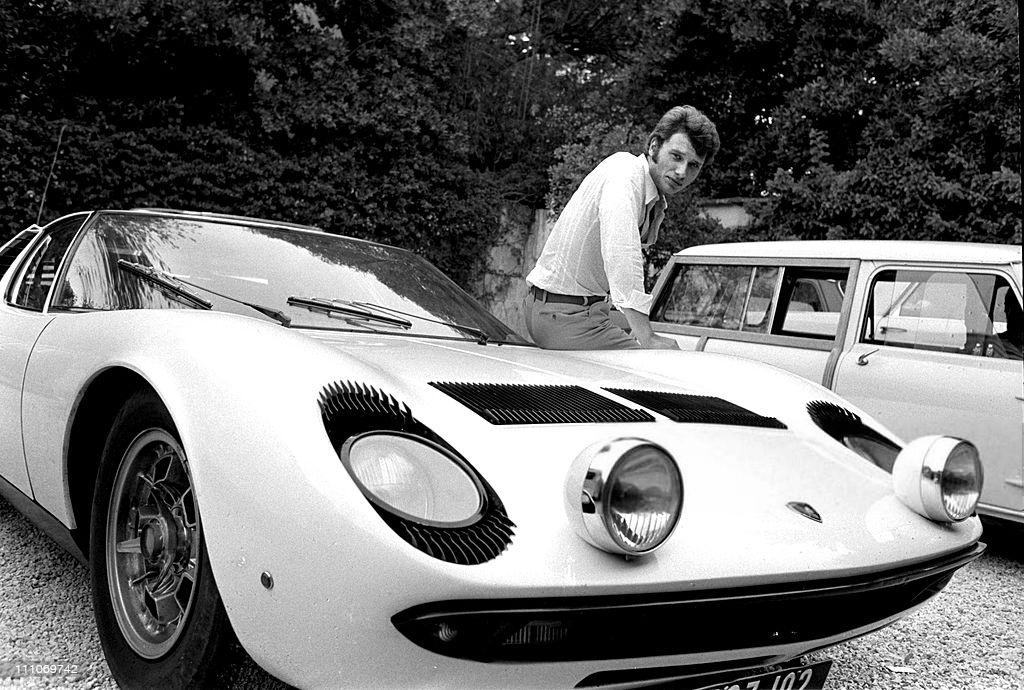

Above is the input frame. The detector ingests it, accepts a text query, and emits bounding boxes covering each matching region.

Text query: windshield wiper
[117,260,212,310]
[338,300,490,345]
[118,260,291,326]
[287,296,413,329]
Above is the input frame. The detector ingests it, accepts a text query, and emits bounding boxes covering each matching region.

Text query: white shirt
[527,152,666,314]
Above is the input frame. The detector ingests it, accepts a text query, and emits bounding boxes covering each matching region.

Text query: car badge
[786,501,822,523]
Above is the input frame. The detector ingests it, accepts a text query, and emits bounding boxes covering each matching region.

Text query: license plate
[695,659,832,690]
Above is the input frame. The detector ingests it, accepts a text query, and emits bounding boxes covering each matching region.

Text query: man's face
[648,132,706,197]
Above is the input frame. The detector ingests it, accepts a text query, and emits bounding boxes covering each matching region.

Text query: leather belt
[530,285,605,306]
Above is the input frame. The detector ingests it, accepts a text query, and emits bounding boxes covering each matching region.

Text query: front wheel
[90,391,233,689]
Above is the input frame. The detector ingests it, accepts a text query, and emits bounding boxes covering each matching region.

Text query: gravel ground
[1,497,1021,689]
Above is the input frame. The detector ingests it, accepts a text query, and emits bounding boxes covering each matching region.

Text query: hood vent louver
[429,382,655,425]
[604,389,787,429]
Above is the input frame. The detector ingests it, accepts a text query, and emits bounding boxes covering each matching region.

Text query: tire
[90,390,234,689]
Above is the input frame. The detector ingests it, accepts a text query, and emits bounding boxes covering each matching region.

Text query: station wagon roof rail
[675,240,1021,265]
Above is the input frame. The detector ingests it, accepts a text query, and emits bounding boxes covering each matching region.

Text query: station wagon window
[772,268,848,340]
[863,269,1020,360]
[652,264,779,332]
[7,216,85,310]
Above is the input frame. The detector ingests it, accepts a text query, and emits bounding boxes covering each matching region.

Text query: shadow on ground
[980,517,1023,563]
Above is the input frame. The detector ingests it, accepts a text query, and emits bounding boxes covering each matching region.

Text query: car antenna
[36,123,67,226]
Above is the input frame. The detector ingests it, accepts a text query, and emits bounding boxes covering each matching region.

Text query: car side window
[652,264,779,332]
[863,269,1019,359]
[7,217,85,311]
[0,230,37,280]
[772,268,848,339]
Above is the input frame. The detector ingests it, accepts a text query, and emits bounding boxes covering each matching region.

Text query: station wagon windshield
[51,212,527,344]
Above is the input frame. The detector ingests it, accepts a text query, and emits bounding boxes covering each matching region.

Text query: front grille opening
[392,545,981,663]
[605,389,786,429]
[430,382,655,425]
[503,620,570,647]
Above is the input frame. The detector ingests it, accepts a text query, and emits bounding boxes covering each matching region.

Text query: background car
[650,240,1022,526]
[0,212,985,689]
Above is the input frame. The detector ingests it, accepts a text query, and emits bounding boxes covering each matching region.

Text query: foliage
[0,0,1019,297]
[753,0,1021,243]
[548,0,1019,246]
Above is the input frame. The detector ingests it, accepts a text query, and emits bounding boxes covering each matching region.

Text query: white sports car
[0,209,984,689]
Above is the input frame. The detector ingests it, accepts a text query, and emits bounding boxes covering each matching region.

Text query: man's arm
[621,307,679,349]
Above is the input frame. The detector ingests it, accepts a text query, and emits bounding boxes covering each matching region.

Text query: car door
[832,263,1023,520]
[0,215,88,496]
[651,257,857,386]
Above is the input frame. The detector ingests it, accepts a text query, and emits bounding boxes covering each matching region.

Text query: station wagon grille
[604,389,786,429]
[429,382,655,425]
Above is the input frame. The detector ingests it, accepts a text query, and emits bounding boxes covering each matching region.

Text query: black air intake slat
[807,401,894,446]
[604,389,786,429]
[806,400,900,472]
[429,382,655,425]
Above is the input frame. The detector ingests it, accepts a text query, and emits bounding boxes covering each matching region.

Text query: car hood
[299,331,981,591]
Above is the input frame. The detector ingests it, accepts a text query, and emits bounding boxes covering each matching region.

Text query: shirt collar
[639,153,668,212]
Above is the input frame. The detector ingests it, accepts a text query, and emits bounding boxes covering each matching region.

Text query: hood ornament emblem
[786,501,822,523]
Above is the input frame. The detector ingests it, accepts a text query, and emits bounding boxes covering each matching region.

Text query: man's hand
[621,308,680,350]
[645,333,680,350]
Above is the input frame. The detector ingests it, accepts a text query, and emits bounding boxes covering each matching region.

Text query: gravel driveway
[1,497,1021,689]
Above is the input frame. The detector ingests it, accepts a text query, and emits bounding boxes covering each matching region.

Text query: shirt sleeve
[597,163,653,314]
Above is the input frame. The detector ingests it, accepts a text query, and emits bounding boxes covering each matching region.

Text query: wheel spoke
[137,504,161,522]
[129,569,158,587]
[145,587,184,625]
[116,537,143,554]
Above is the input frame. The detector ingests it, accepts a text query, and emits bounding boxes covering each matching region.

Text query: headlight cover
[320,380,514,564]
[564,438,683,557]
[807,401,901,472]
[342,431,485,527]
[892,435,983,522]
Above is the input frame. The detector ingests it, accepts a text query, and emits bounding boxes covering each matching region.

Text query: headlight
[564,438,682,557]
[892,436,983,522]
[342,431,485,526]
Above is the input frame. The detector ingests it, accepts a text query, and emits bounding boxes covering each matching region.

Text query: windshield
[52,212,527,344]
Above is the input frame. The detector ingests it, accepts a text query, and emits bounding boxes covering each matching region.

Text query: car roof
[126,207,323,233]
[674,240,1022,265]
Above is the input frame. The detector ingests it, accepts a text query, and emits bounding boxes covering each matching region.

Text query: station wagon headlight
[564,438,682,557]
[892,436,983,523]
[342,432,485,526]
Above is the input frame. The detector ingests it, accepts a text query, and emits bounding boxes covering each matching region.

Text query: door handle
[857,348,880,366]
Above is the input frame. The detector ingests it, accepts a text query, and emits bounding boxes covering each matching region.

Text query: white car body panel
[16,310,981,686]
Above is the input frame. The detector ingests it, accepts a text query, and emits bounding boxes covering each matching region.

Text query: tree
[756,0,1021,243]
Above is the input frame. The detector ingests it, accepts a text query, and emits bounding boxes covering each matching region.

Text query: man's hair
[648,105,720,165]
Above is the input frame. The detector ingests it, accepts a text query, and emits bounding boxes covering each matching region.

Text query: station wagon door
[832,264,1024,521]
[650,257,856,386]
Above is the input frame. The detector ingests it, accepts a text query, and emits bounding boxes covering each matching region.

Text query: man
[525,105,720,349]
[996,290,1022,360]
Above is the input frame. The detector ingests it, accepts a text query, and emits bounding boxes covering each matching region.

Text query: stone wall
[473,204,549,340]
